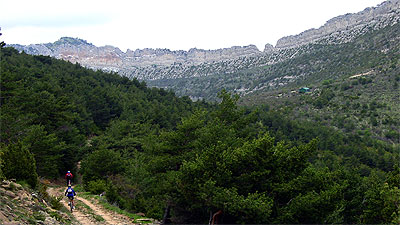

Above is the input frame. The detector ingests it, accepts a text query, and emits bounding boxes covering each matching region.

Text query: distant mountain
[10,37,261,72]
[9,0,400,101]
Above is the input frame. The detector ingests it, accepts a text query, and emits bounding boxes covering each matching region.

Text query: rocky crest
[9,0,399,81]
[10,37,261,73]
[275,0,400,48]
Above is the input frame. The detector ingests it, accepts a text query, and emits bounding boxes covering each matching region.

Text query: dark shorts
[67,195,74,200]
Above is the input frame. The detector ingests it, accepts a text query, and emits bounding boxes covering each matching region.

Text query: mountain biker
[65,185,76,209]
[65,171,73,186]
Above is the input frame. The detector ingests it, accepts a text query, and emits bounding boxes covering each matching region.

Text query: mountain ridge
[10,1,399,58]
[10,1,399,72]
[275,0,400,48]
[8,0,400,100]
[10,37,261,70]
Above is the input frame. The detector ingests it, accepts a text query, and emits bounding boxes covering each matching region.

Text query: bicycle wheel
[70,200,73,212]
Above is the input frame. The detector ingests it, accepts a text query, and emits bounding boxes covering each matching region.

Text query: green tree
[80,148,124,184]
[2,141,38,187]
[178,132,316,223]
[22,125,64,178]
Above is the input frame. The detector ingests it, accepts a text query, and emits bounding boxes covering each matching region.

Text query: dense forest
[1,46,399,224]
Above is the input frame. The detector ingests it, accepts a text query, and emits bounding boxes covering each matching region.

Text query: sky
[1,0,385,51]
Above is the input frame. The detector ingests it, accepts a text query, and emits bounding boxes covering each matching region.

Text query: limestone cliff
[9,0,399,81]
[275,0,400,48]
[10,37,261,73]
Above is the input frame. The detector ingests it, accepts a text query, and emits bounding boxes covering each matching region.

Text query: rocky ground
[0,180,65,225]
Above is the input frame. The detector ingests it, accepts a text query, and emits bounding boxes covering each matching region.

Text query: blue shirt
[65,187,76,197]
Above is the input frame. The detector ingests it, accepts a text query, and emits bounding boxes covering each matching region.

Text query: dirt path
[47,186,136,225]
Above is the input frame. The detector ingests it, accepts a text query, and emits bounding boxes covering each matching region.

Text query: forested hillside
[239,22,400,145]
[1,47,399,224]
[150,21,400,102]
[0,46,205,181]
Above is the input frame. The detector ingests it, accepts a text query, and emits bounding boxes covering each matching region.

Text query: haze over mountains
[10,0,400,100]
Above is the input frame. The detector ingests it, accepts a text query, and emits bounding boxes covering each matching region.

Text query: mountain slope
[150,19,400,99]
[9,0,399,98]
[1,42,399,224]
[0,46,206,181]
[237,20,400,144]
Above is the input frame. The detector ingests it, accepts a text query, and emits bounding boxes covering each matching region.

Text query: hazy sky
[1,0,385,51]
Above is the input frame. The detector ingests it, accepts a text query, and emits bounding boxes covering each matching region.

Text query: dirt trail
[47,186,136,225]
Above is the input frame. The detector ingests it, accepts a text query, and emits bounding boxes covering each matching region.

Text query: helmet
[68,184,71,187]
[67,171,70,173]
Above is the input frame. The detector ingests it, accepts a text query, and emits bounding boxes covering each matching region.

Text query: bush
[2,141,38,188]
[105,182,121,206]
[87,179,107,194]
[322,80,333,86]
[37,183,49,200]
[385,130,399,141]
[33,212,46,221]
[50,196,63,210]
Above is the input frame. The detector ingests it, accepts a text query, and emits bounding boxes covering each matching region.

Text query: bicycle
[65,185,76,213]
[68,197,74,212]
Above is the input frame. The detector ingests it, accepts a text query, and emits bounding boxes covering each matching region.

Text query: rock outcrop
[275,0,400,48]
[10,37,261,73]
[0,180,68,225]
[8,0,399,82]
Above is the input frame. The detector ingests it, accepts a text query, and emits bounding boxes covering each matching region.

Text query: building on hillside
[299,87,311,93]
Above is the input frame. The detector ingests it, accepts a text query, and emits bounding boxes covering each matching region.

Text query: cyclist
[65,171,73,186]
[65,185,77,209]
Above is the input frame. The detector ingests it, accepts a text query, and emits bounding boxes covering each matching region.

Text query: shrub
[37,183,49,200]
[87,179,107,195]
[385,130,399,141]
[2,141,38,188]
[50,196,63,210]
[322,80,333,86]
[105,182,119,205]
[33,212,46,221]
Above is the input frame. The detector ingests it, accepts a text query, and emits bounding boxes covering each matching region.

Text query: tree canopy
[1,47,398,224]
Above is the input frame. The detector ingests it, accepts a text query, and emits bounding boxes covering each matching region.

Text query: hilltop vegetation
[1,46,399,224]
